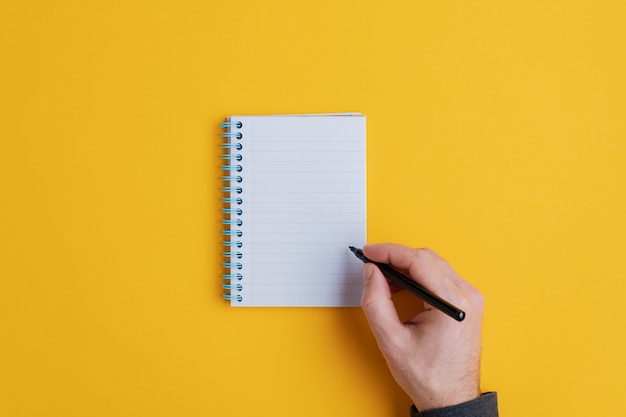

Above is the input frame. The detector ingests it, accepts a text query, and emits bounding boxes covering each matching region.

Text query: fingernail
[363,263,375,282]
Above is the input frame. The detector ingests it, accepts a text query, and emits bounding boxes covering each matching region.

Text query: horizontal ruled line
[248,139,363,142]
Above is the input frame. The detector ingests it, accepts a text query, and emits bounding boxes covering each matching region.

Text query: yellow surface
[1,1,625,416]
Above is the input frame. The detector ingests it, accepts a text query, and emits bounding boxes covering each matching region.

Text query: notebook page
[229,115,366,307]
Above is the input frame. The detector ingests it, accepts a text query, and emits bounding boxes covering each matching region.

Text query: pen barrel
[374,262,466,322]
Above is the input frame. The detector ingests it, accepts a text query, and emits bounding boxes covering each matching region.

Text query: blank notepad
[220,114,366,307]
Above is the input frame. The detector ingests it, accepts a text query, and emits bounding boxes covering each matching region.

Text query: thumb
[361,263,404,342]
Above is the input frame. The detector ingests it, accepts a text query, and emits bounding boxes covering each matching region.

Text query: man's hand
[360,243,484,411]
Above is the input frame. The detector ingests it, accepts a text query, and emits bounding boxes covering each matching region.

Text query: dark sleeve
[410,392,498,417]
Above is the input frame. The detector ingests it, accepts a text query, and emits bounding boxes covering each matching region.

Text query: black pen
[349,246,466,322]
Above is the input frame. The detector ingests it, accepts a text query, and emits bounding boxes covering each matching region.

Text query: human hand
[360,243,484,412]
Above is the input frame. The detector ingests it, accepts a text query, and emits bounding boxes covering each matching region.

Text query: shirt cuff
[410,392,498,417]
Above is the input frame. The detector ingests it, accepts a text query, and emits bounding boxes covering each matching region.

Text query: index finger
[362,243,463,304]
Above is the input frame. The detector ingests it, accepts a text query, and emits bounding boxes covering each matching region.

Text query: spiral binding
[221,119,244,303]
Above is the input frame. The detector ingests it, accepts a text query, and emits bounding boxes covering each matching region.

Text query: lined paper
[225,114,366,307]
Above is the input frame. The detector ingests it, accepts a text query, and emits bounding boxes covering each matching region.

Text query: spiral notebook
[220,113,366,307]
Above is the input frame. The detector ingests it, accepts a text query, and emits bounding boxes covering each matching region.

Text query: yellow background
[1,1,625,416]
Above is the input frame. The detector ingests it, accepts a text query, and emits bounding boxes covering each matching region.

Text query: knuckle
[360,292,377,312]
[413,247,436,266]
[414,247,433,257]
[466,286,485,314]
[470,286,485,306]
[417,247,435,256]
